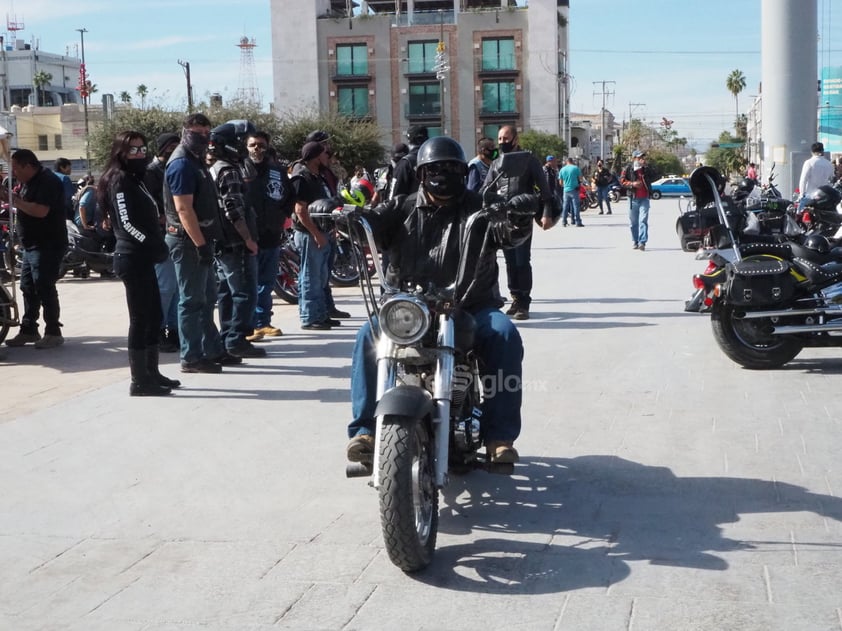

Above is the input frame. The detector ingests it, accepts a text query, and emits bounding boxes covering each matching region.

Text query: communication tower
[236,36,261,106]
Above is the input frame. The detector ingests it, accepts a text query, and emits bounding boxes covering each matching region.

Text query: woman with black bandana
[98,131,178,396]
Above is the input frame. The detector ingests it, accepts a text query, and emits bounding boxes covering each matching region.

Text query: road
[2,199,842,630]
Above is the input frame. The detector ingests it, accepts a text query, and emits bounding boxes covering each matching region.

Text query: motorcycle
[338,151,539,572]
[273,227,300,304]
[330,229,377,288]
[60,221,115,279]
[684,166,842,369]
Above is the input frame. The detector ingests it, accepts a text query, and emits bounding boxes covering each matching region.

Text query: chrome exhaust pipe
[772,322,842,334]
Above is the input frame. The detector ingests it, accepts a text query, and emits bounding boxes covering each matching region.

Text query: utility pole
[76,28,90,176]
[434,11,449,135]
[593,80,615,160]
[178,60,193,113]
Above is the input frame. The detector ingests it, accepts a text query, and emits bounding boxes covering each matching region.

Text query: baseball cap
[546,155,555,162]
[632,150,646,158]
[305,130,330,143]
[301,141,325,161]
[156,132,180,153]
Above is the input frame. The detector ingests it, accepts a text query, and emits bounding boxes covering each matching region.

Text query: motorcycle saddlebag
[724,259,795,307]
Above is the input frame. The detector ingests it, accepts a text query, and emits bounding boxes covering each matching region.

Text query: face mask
[126,159,148,176]
[633,160,640,170]
[425,173,465,199]
[498,141,514,154]
[182,129,210,158]
[482,148,497,160]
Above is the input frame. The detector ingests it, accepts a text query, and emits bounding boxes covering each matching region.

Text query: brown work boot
[486,440,520,464]
[346,434,374,463]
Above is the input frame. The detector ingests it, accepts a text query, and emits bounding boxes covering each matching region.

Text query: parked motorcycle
[338,151,539,572]
[684,166,842,369]
[60,221,115,279]
[273,227,300,304]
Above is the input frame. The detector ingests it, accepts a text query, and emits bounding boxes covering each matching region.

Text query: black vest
[163,144,223,242]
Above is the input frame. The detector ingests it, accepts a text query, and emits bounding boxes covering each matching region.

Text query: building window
[408,83,441,116]
[54,135,63,150]
[407,41,439,74]
[336,44,368,76]
[337,86,369,117]
[481,37,515,71]
[38,135,48,151]
[481,81,516,114]
[483,124,502,140]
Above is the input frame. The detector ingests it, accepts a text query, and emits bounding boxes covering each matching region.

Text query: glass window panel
[481,38,515,71]
[482,81,516,113]
[336,44,368,76]
[408,41,438,73]
[408,83,440,115]
[338,87,369,117]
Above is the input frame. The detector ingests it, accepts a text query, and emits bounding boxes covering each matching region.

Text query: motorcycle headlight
[379,295,430,345]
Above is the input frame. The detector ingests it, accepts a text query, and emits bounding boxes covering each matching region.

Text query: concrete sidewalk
[2,200,842,630]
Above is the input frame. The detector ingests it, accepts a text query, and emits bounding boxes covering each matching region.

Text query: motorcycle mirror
[498,151,531,179]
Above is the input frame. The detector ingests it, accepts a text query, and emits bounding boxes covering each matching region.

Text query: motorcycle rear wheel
[273,250,300,304]
[609,190,621,203]
[379,415,438,572]
[710,301,803,369]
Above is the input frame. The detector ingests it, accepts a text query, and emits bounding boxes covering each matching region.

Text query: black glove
[197,243,214,265]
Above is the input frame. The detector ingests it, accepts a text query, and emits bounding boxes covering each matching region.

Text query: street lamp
[76,28,90,176]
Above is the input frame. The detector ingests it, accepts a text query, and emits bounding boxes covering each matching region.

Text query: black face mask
[125,159,148,177]
[424,173,465,199]
[182,129,210,158]
[498,141,514,154]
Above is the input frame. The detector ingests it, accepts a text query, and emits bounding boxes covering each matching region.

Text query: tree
[32,70,53,107]
[517,129,567,164]
[136,84,149,110]
[119,91,132,105]
[705,131,745,179]
[725,69,746,133]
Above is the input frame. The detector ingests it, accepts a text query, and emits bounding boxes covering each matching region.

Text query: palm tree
[119,91,132,105]
[32,70,53,106]
[136,84,148,110]
[726,69,746,133]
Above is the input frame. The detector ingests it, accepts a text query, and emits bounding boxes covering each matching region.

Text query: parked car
[650,177,691,199]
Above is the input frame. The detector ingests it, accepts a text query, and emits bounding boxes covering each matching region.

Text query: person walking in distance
[592,158,613,215]
[559,157,584,227]
[99,131,179,396]
[483,124,556,321]
[620,150,656,251]
[2,149,68,348]
[798,142,834,210]
[466,137,496,193]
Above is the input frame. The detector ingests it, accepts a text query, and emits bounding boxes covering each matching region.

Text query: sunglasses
[128,145,148,156]
[247,143,268,150]
[425,162,463,176]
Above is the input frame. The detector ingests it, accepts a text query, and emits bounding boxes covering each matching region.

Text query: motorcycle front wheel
[710,301,803,369]
[609,190,620,203]
[330,242,363,287]
[379,415,438,572]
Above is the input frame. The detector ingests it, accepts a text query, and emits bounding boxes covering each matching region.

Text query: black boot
[145,345,181,389]
[129,348,172,396]
[160,327,179,353]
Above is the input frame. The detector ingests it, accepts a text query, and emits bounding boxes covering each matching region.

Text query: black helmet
[803,234,830,254]
[416,137,467,199]
[806,185,842,211]
[733,177,756,200]
[416,137,467,174]
[689,166,725,207]
[209,121,255,162]
[305,129,330,144]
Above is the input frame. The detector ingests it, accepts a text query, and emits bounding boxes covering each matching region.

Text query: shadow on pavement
[411,455,842,594]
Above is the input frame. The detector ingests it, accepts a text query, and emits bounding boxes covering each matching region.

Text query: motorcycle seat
[791,257,842,284]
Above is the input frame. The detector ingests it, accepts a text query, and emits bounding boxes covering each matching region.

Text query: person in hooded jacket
[344,136,533,467]
[98,131,179,396]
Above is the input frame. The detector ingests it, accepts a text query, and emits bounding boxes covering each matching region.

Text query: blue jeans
[562,190,582,225]
[253,245,280,328]
[629,196,651,245]
[19,246,66,335]
[348,307,524,444]
[293,229,331,326]
[166,234,223,363]
[155,257,179,331]
[597,185,612,212]
[503,234,533,308]
[215,245,258,350]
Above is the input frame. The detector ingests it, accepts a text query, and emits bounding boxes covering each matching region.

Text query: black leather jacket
[483,151,555,221]
[361,186,532,312]
[163,144,223,242]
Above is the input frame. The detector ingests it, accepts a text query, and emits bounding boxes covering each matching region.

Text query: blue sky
[9,0,840,148]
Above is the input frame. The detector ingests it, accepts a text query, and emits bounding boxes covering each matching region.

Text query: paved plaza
[2,199,842,630]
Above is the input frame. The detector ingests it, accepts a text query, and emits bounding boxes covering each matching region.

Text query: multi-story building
[0,37,82,109]
[270,0,570,149]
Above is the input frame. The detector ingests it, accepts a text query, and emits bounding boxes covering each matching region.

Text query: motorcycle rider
[207,121,265,359]
[344,136,532,466]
